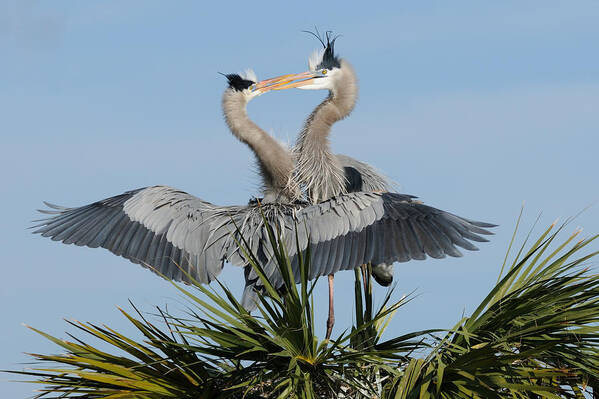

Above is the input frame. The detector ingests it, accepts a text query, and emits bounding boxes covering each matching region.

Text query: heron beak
[252,71,319,92]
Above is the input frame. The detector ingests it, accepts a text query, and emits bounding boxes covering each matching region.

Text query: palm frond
[6,214,599,398]
[384,219,599,398]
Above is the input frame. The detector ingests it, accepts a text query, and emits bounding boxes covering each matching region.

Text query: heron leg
[361,264,368,292]
[325,274,335,340]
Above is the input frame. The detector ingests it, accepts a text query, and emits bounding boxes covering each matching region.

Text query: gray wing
[267,192,495,286]
[33,186,264,284]
[336,154,394,192]
[34,186,495,309]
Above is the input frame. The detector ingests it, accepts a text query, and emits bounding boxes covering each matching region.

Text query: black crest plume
[221,73,254,91]
[302,28,341,70]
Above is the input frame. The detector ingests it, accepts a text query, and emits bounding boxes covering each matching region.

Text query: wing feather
[103,214,131,252]
[34,186,257,285]
[36,188,495,300]
[401,219,425,260]
[47,207,100,242]
[77,207,120,247]
[435,218,479,251]
[131,228,154,262]
[417,219,451,258]
[65,207,111,245]
[382,218,396,262]
[324,237,340,276]
[411,219,444,259]
[159,238,174,277]
[87,208,126,248]
[286,192,494,278]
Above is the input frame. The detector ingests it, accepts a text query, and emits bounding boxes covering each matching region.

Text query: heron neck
[222,91,298,202]
[294,61,358,203]
[301,62,358,143]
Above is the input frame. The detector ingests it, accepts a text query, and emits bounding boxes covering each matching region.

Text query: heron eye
[322,69,327,75]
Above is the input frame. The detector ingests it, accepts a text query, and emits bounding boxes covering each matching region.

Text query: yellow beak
[253,71,320,92]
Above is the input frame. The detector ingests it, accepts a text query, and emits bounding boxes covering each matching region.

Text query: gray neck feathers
[293,60,358,203]
[222,90,299,203]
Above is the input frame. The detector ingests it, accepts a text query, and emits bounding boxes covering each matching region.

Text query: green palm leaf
[6,213,599,398]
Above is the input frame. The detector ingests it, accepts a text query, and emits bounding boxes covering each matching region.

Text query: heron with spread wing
[34,40,495,333]
[255,31,452,336]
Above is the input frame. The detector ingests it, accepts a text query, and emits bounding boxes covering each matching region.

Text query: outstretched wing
[35,186,495,309]
[265,192,496,286]
[33,186,258,284]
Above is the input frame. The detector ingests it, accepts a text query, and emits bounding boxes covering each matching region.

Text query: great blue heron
[34,53,495,325]
[226,65,397,339]
[256,32,407,336]
[34,69,303,308]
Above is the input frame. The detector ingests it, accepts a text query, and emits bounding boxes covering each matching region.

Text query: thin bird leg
[361,264,368,293]
[325,274,335,340]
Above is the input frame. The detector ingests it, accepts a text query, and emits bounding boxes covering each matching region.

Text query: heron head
[303,30,342,89]
[223,70,265,100]
[251,31,345,92]
[224,69,302,101]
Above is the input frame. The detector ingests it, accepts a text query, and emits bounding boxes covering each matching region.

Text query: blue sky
[2,1,598,396]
